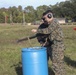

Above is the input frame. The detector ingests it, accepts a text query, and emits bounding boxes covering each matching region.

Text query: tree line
[0,0,76,24]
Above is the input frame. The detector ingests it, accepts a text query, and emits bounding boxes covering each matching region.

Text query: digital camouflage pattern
[36,18,65,75]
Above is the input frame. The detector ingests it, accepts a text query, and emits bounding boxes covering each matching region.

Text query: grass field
[0,24,76,75]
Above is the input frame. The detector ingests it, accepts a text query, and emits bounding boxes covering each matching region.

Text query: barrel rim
[22,47,46,52]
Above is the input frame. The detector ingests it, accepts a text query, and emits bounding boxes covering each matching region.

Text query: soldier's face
[42,13,53,24]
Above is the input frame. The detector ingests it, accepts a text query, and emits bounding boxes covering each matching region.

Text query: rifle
[17,33,49,43]
[17,33,52,47]
[17,34,37,43]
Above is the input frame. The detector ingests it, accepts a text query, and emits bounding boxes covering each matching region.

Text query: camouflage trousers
[47,42,65,75]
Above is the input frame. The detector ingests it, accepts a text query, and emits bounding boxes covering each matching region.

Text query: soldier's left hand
[31,29,37,33]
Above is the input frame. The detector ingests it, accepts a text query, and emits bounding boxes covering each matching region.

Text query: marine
[36,10,65,75]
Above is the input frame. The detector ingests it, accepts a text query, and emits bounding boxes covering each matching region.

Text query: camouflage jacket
[36,18,65,49]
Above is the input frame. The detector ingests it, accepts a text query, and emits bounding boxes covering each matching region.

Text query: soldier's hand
[31,29,37,33]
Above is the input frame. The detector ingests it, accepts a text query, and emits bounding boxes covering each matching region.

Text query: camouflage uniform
[36,18,65,75]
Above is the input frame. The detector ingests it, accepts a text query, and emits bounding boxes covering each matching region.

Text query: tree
[36,5,50,20]
[18,5,22,12]
[0,12,4,23]
[24,6,35,22]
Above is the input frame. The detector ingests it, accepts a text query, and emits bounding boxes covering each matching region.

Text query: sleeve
[37,23,52,34]
[49,19,64,41]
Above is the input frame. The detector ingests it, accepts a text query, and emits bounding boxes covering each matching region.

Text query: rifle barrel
[17,35,36,43]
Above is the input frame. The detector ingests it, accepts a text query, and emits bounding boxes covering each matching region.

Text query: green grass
[0,24,76,75]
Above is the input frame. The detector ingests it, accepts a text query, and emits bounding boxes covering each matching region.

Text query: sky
[0,0,66,9]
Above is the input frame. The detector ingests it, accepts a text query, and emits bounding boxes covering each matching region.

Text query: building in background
[57,18,66,24]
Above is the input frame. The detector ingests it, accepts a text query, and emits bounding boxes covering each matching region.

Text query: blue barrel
[22,47,48,75]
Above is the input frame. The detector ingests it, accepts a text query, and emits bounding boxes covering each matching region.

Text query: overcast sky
[0,0,66,9]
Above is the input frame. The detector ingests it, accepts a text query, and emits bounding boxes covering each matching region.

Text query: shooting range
[0,0,76,75]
